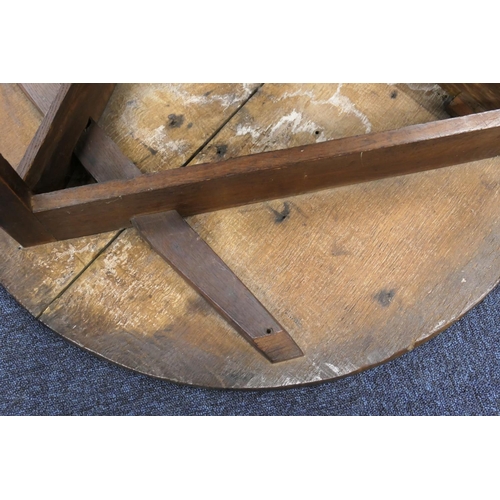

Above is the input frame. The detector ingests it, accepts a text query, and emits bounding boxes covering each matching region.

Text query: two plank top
[0,83,499,388]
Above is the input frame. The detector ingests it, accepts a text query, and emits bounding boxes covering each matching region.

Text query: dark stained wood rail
[31,108,500,241]
[0,154,55,246]
[17,83,116,193]
[441,84,500,113]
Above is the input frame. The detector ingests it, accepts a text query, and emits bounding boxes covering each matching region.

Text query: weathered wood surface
[1,83,499,388]
[76,121,143,181]
[19,84,62,116]
[0,84,115,316]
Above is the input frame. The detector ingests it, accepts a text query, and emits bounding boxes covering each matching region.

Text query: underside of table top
[1,83,499,388]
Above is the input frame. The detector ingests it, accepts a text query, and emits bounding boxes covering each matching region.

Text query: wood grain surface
[1,83,499,388]
[0,84,116,316]
[19,84,61,116]
[0,83,261,317]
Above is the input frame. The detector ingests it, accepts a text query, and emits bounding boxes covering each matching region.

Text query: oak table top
[1,83,498,388]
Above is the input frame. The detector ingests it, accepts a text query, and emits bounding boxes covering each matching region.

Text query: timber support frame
[1,83,499,364]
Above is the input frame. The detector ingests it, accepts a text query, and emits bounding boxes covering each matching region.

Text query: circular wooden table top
[1,83,499,389]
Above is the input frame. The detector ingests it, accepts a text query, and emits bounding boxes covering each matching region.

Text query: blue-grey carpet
[0,283,498,415]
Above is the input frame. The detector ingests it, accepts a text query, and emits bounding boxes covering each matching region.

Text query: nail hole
[266,328,273,334]
[314,130,320,135]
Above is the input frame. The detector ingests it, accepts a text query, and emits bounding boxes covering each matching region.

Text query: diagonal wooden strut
[78,122,303,363]
[19,83,303,363]
[133,211,303,363]
[20,84,61,116]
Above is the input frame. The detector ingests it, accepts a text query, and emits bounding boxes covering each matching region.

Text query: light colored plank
[0,84,42,170]
[98,83,260,173]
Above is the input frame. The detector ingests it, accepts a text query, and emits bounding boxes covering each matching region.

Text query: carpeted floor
[0,283,498,415]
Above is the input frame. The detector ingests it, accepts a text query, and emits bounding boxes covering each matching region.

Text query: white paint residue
[238,110,328,144]
[52,241,98,263]
[138,124,189,157]
[271,84,372,134]
[405,83,441,92]
[242,83,256,94]
[36,241,103,287]
[325,84,372,133]
[163,83,253,110]
[235,124,261,140]
[325,362,341,375]
[268,110,327,141]
[102,240,133,278]
[278,88,316,101]
[114,84,255,162]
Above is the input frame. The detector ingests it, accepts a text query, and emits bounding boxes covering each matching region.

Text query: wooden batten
[0,154,55,246]
[17,83,116,193]
[133,211,303,363]
[32,108,500,241]
[440,83,500,113]
[19,84,62,116]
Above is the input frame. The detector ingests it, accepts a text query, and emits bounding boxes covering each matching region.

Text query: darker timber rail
[31,108,500,241]
[1,83,500,364]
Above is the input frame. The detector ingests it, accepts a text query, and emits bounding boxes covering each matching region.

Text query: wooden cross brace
[1,83,499,363]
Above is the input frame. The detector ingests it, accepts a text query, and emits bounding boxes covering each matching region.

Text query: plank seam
[36,229,125,319]
[181,84,264,168]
